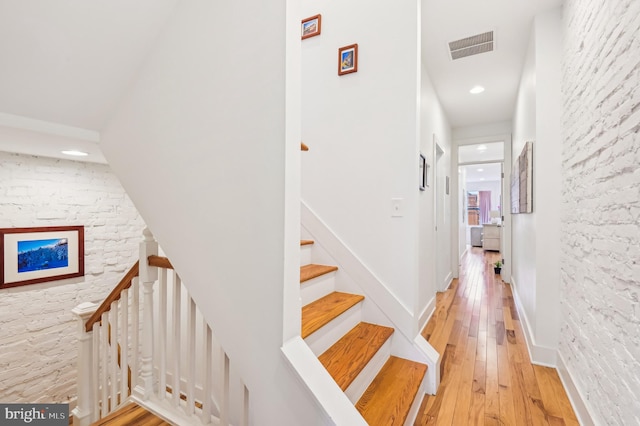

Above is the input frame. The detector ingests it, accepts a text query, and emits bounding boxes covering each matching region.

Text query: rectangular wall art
[510,141,533,214]
[0,226,84,288]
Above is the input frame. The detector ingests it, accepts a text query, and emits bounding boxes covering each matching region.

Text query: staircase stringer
[301,201,441,394]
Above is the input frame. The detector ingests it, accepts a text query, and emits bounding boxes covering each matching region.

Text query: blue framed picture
[1,226,84,288]
[338,44,358,75]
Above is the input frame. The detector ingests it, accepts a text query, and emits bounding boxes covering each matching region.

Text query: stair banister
[136,228,158,401]
[71,302,99,426]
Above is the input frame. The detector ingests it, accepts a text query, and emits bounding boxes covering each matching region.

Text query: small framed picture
[301,14,321,40]
[446,176,450,195]
[0,226,84,289]
[419,154,427,191]
[338,44,358,75]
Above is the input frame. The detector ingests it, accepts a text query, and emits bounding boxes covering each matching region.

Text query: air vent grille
[449,31,494,60]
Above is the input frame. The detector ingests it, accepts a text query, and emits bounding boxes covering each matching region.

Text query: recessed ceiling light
[61,150,88,157]
[477,145,487,151]
[470,85,485,94]
[480,178,485,181]
[477,168,484,172]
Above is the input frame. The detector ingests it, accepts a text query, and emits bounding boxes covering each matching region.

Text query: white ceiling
[0,1,562,163]
[461,162,502,183]
[421,0,562,128]
[0,0,177,163]
[459,141,504,164]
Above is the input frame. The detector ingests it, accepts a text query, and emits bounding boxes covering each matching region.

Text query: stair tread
[301,292,364,339]
[355,356,427,426]
[300,239,314,246]
[300,264,338,283]
[319,322,394,391]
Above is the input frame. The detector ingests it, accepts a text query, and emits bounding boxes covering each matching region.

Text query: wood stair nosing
[301,292,365,339]
[355,356,428,426]
[318,322,394,391]
[300,239,314,246]
[300,264,338,284]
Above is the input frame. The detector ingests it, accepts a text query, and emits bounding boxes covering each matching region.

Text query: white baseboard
[418,296,436,334]
[440,272,453,293]
[509,276,557,367]
[556,352,596,426]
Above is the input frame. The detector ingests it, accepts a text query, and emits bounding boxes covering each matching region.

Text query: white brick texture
[561,1,640,424]
[0,152,145,404]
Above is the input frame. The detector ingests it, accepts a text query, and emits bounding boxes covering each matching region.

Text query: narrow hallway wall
[560,0,640,423]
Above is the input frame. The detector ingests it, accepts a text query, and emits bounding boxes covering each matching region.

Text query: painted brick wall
[0,152,144,404]
[561,0,640,424]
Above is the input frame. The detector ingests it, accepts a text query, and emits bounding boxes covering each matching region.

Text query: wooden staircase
[299,240,427,425]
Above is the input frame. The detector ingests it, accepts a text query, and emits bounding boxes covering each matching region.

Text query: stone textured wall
[0,152,144,404]
[561,0,640,424]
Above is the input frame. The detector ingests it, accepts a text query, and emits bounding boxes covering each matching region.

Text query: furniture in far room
[482,224,501,251]
[470,226,483,247]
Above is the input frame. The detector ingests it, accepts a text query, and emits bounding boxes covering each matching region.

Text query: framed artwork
[301,14,321,40]
[446,176,450,195]
[0,226,84,289]
[419,153,427,191]
[338,44,358,75]
[511,141,533,214]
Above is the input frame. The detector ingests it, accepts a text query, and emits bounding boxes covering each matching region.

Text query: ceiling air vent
[448,31,494,60]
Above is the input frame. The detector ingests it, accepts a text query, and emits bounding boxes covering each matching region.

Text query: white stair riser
[304,303,362,356]
[345,337,392,404]
[403,371,428,426]
[300,244,313,266]
[300,272,336,305]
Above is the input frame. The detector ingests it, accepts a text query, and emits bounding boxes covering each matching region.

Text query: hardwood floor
[91,403,171,426]
[415,248,579,426]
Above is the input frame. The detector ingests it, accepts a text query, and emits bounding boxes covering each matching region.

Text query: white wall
[419,67,452,300]
[560,0,640,423]
[300,0,422,312]
[0,152,144,404]
[100,1,327,424]
[511,8,562,364]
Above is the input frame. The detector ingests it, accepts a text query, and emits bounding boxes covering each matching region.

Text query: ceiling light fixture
[470,86,485,94]
[61,150,89,157]
[477,145,487,151]
[477,168,484,172]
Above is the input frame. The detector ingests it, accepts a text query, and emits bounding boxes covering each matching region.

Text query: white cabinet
[483,224,501,251]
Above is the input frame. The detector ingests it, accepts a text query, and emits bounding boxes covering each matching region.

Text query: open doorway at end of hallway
[459,162,503,256]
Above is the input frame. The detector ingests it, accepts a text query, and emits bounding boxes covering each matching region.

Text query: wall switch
[391,198,404,217]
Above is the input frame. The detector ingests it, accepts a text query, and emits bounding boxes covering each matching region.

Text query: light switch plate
[391,198,404,217]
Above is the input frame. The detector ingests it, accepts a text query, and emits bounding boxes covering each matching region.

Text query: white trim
[281,337,368,425]
[556,352,596,426]
[509,277,557,366]
[418,296,436,334]
[0,112,100,142]
[440,271,453,293]
[301,202,414,339]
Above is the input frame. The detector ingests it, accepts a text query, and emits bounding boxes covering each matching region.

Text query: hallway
[416,248,578,425]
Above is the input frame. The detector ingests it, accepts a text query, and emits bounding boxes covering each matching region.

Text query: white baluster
[220,351,230,426]
[110,303,118,407]
[131,277,139,388]
[158,268,168,399]
[91,323,100,422]
[120,289,129,400]
[71,302,98,426]
[136,228,158,400]
[186,296,196,415]
[172,272,182,407]
[202,324,213,424]
[100,312,109,414]
[241,384,250,426]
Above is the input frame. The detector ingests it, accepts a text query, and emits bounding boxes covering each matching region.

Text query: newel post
[136,227,158,400]
[71,302,99,426]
